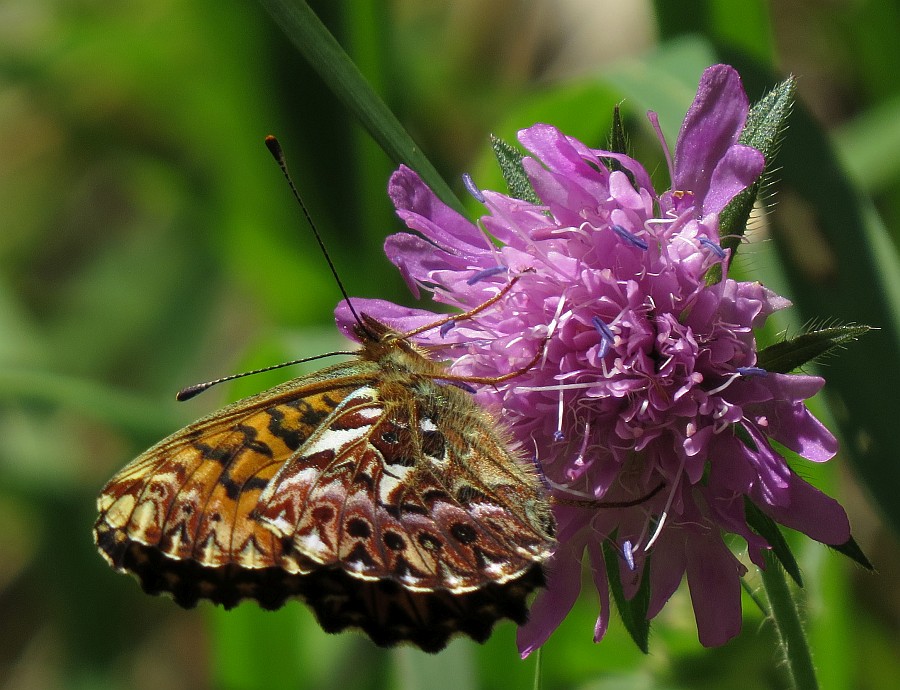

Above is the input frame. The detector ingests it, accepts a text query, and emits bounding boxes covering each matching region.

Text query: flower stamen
[466,265,508,285]
[611,224,649,250]
[461,172,485,203]
[439,320,456,337]
[645,458,685,551]
[699,236,727,259]
[592,316,615,357]
[621,539,636,570]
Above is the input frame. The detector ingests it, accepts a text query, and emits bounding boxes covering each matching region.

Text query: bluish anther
[439,320,456,337]
[621,540,636,571]
[462,172,485,203]
[466,265,507,285]
[553,430,565,442]
[592,315,615,357]
[611,224,649,250]
[736,366,767,377]
[444,379,476,394]
[699,237,726,259]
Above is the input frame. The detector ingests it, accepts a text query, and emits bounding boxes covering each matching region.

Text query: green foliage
[603,540,651,653]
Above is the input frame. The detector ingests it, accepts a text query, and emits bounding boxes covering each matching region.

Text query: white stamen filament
[643,216,676,232]
[556,387,565,439]
[706,372,741,396]
[644,455,685,551]
[515,380,610,393]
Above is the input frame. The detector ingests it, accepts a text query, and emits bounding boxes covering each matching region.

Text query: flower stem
[760,550,819,690]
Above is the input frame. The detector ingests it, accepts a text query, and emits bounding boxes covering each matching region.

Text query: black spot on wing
[267,404,310,452]
[221,473,270,500]
[421,429,445,460]
[235,424,273,457]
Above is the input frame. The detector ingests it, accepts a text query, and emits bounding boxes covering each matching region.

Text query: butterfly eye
[381,430,399,444]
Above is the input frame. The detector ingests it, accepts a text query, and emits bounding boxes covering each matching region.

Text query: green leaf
[257,0,465,214]
[723,76,795,249]
[756,324,873,373]
[599,105,639,189]
[829,535,875,571]
[490,135,540,204]
[603,540,651,653]
[707,76,797,285]
[744,499,803,587]
[654,0,775,64]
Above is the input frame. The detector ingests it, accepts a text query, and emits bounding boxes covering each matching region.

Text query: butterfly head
[352,312,431,361]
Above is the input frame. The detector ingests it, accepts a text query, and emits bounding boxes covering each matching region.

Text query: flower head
[336,65,851,653]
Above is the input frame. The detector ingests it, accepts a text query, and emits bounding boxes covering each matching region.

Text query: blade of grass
[257,0,465,213]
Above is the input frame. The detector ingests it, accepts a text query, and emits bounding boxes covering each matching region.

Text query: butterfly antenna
[264,135,368,334]
[175,350,355,401]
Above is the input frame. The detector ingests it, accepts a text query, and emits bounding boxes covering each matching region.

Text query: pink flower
[336,65,851,653]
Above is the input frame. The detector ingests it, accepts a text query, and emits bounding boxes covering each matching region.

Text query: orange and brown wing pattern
[241,372,555,650]
[255,373,556,591]
[94,367,371,609]
[94,323,556,651]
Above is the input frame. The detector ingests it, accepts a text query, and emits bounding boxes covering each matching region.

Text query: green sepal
[599,104,637,188]
[744,498,803,587]
[602,539,651,653]
[756,324,872,373]
[490,135,540,204]
[608,104,629,155]
[724,75,796,245]
[829,534,875,571]
[708,76,796,284]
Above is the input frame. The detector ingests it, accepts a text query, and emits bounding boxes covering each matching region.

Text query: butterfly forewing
[95,369,370,573]
[94,322,556,651]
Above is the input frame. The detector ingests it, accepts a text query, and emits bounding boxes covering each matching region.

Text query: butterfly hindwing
[256,374,555,591]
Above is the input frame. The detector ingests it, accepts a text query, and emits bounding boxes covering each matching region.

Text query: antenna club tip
[175,384,205,402]
[265,135,284,161]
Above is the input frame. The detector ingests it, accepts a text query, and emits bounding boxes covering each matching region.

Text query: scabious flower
[336,65,851,653]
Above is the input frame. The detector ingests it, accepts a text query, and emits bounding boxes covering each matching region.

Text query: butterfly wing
[94,362,375,609]
[258,380,555,587]
[253,374,556,648]
[95,339,557,651]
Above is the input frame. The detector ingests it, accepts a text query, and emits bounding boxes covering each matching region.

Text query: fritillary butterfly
[94,309,556,651]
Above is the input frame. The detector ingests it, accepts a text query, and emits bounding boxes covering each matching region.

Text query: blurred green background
[3,1,900,688]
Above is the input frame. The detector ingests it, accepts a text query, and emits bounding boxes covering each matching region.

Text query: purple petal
[384,232,482,297]
[765,401,838,462]
[587,541,612,642]
[333,298,441,340]
[674,65,750,213]
[703,144,766,217]
[590,149,655,195]
[517,537,586,657]
[685,533,745,646]
[518,124,607,187]
[389,166,488,251]
[647,529,687,618]
[756,474,851,545]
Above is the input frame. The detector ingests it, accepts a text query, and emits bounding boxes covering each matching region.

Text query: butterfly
[94,307,557,652]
